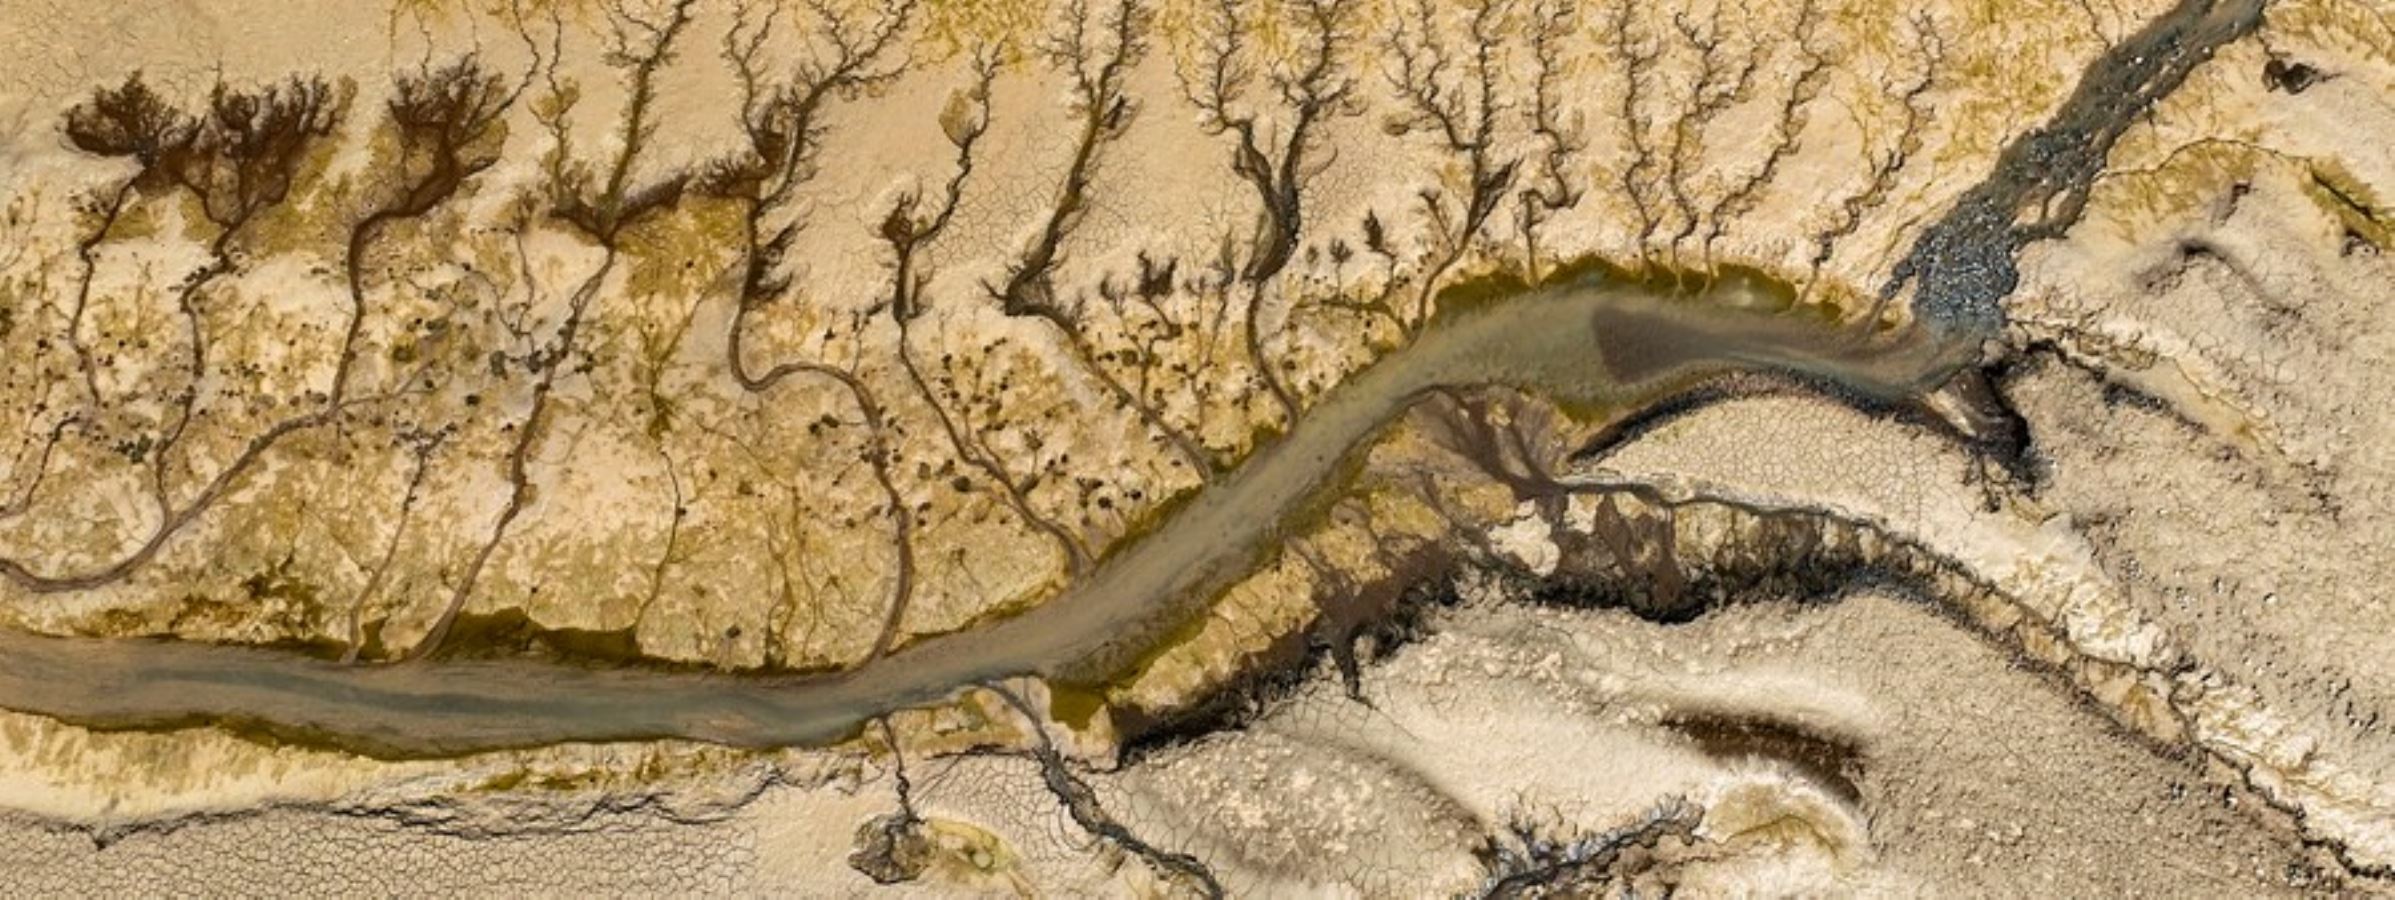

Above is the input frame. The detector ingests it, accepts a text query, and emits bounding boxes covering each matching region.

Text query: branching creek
[0,0,2266,760]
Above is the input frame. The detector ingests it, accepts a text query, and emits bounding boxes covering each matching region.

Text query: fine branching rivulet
[1382,0,1521,335]
[1184,0,1364,423]
[982,0,1236,482]
[1607,0,1665,265]
[987,682,1228,898]
[1515,0,1587,282]
[886,49,1100,579]
[1657,7,1761,271]
[1698,0,1829,270]
[716,0,922,661]
[1810,12,1944,314]
[3,75,351,593]
[411,0,702,660]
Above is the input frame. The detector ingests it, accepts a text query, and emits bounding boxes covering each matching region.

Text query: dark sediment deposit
[1888,0,2266,341]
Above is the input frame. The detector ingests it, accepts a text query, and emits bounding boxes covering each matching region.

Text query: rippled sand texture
[0,0,2388,894]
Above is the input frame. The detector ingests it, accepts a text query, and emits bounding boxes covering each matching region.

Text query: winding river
[0,0,2267,759]
[0,271,1971,758]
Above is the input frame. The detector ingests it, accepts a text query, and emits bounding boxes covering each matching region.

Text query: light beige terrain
[0,0,2387,894]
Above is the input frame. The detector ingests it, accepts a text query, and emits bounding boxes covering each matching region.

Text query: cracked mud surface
[1,0,2389,894]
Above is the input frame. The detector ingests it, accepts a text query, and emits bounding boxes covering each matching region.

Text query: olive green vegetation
[425,607,647,666]
[1045,681,1109,732]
